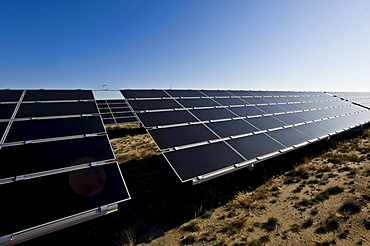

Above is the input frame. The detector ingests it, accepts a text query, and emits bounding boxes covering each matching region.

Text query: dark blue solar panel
[0,163,129,236]
[228,106,265,117]
[137,110,197,127]
[128,99,181,111]
[16,102,98,118]
[164,142,245,181]
[0,104,16,119]
[267,127,311,147]
[149,124,218,149]
[0,90,23,102]
[0,136,114,179]
[166,90,204,97]
[190,108,236,121]
[245,116,286,130]
[227,133,285,159]
[5,116,105,143]
[23,90,93,101]
[177,98,219,108]
[206,119,258,138]
[121,89,168,99]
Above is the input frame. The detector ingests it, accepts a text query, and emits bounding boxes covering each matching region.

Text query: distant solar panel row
[329,92,370,108]
[97,99,137,125]
[0,90,130,245]
[121,89,370,183]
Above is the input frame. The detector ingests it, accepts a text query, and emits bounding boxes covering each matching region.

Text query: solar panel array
[0,90,130,245]
[329,92,370,109]
[121,89,370,183]
[97,99,137,125]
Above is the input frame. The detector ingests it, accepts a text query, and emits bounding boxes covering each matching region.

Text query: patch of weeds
[248,239,263,246]
[340,201,362,214]
[259,235,270,242]
[213,240,227,246]
[227,210,238,218]
[272,191,281,197]
[202,210,213,218]
[293,184,306,193]
[308,179,319,184]
[304,218,314,227]
[182,234,197,244]
[146,236,155,243]
[271,186,279,191]
[183,220,199,232]
[316,225,327,234]
[300,198,314,207]
[311,209,319,215]
[290,224,301,233]
[338,166,351,172]
[218,215,226,220]
[266,217,278,231]
[326,186,344,195]
[219,226,228,233]
[228,217,247,234]
[234,242,247,246]
[327,218,340,231]
[338,230,349,239]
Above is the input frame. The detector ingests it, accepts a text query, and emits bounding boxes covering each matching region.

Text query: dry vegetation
[138,129,370,246]
[23,125,370,246]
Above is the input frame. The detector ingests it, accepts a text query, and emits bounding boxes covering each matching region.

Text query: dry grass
[141,129,370,246]
[110,133,160,164]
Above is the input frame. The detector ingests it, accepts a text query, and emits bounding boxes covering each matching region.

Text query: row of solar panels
[121,89,370,183]
[0,90,130,245]
[2,89,370,245]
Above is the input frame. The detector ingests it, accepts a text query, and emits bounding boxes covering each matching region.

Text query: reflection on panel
[0,136,114,180]
[5,116,104,143]
[0,163,129,236]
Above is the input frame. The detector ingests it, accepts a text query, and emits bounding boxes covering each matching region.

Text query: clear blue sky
[1,0,370,93]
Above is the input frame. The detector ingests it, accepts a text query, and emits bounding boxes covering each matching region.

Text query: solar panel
[23,89,94,101]
[16,101,98,118]
[5,116,105,143]
[0,162,129,238]
[96,99,137,125]
[0,90,130,245]
[0,136,114,180]
[121,89,370,184]
[0,104,17,119]
[0,90,23,102]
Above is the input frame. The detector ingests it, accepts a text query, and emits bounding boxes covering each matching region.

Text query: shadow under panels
[121,89,370,184]
[0,90,129,244]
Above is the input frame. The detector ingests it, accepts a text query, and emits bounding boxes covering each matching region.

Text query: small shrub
[327,218,339,230]
[271,186,280,191]
[341,201,362,214]
[339,230,349,239]
[311,209,319,215]
[202,210,213,218]
[213,240,227,246]
[300,198,314,207]
[290,224,301,233]
[267,217,278,231]
[304,218,314,227]
[326,186,344,195]
[259,235,270,242]
[183,220,199,232]
[183,234,197,244]
[248,239,263,246]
